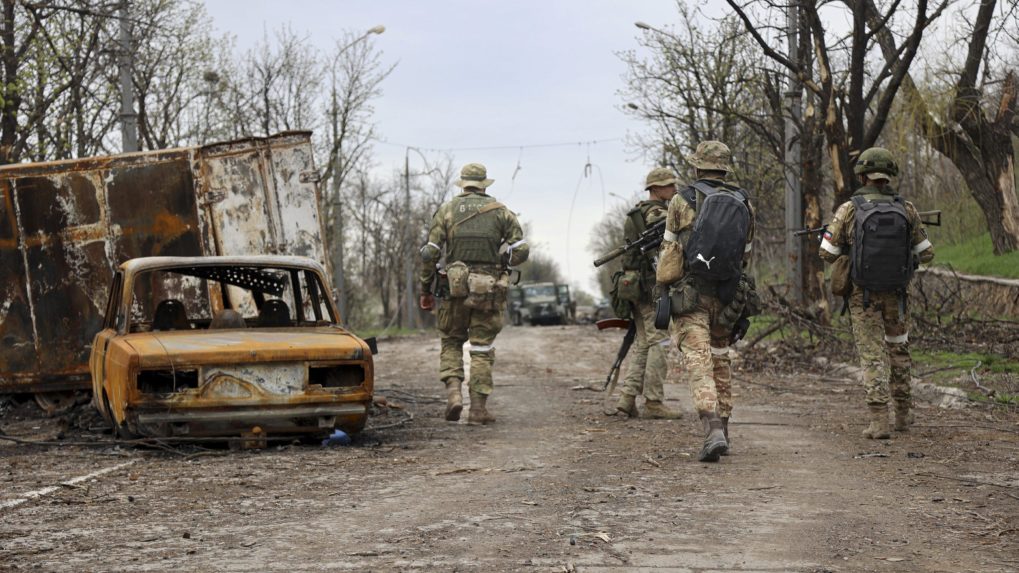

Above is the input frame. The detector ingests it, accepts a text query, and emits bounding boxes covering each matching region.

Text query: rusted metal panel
[123,329,365,367]
[0,133,330,394]
[92,256,371,438]
[264,133,329,267]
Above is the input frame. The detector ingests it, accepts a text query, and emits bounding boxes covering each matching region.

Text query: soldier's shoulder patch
[822,229,834,241]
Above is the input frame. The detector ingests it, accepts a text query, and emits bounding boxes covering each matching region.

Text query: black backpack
[850,195,914,292]
[682,181,750,283]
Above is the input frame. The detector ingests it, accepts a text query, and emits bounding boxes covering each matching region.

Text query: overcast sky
[202,0,682,295]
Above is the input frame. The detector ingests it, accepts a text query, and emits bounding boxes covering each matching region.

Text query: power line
[369,136,624,153]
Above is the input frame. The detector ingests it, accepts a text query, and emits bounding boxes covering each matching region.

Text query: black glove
[501,251,512,267]
[730,317,751,344]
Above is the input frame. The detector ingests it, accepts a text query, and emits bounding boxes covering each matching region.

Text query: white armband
[820,239,841,256]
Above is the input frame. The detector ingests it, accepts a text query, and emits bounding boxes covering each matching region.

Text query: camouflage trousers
[848,289,911,406]
[669,293,733,416]
[621,301,670,402]
[436,297,504,395]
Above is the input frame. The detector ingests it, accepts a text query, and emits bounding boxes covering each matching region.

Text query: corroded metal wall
[0,132,326,393]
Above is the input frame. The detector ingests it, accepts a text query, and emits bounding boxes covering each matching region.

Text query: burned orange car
[90,255,375,439]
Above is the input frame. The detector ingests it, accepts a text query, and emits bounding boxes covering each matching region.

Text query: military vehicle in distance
[508,282,575,326]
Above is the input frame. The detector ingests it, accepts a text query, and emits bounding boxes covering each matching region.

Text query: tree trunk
[0,0,19,165]
[952,138,1019,254]
[801,93,829,321]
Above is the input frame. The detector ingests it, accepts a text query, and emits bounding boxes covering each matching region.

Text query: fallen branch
[969,361,996,397]
[744,318,787,349]
[915,472,1019,499]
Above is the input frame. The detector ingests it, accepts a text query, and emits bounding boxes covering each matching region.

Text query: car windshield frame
[523,285,557,298]
[117,263,339,334]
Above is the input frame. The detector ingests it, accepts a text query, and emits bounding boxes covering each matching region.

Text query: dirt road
[2,325,1018,572]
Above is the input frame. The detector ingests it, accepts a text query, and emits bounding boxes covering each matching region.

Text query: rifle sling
[451,201,505,231]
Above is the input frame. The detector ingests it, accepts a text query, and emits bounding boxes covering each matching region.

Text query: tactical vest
[850,194,914,293]
[446,193,504,265]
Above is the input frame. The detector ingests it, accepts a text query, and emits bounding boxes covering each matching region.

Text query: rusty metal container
[0,132,329,395]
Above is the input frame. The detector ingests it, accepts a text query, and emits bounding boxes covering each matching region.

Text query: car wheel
[33,390,87,417]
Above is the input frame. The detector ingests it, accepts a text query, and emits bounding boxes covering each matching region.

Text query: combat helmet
[689,140,732,173]
[644,166,678,190]
[854,147,898,181]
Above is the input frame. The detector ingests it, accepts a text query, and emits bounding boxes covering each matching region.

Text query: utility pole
[118,0,138,152]
[403,149,417,330]
[784,2,803,304]
[331,169,348,325]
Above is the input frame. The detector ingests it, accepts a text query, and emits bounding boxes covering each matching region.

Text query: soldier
[818,147,934,439]
[615,167,682,419]
[656,141,755,462]
[419,163,529,425]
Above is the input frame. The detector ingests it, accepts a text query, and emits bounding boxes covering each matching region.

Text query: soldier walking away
[818,147,934,439]
[419,163,530,425]
[614,167,682,420]
[655,141,756,462]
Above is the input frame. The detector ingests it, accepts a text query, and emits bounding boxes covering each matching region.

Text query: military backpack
[682,181,750,283]
[849,195,914,293]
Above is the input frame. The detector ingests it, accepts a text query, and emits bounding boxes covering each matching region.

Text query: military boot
[468,391,495,425]
[720,416,731,456]
[615,392,638,418]
[443,378,463,421]
[697,411,728,462]
[862,404,891,439]
[893,401,914,432]
[643,400,682,419]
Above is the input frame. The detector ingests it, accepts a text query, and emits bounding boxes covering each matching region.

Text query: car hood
[118,327,367,368]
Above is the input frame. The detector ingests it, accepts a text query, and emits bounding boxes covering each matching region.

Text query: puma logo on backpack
[695,254,716,269]
[682,181,750,282]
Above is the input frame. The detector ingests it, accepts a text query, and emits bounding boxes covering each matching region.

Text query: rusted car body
[92,256,372,438]
[0,133,328,408]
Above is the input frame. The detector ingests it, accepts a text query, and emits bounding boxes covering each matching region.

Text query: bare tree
[865,0,1019,254]
[588,202,630,298]
[223,25,322,139]
[620,5,828,307]
[129,0,230,149]
[319,32,394,320]
[727,0,950,208]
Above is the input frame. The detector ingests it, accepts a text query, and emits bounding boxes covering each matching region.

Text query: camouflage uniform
[656,141,755,461]
[819,148,934,437]
[617,168,680,419]
[420,163,529,423]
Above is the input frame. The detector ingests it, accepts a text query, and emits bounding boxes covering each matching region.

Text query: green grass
[930,233,1019,279]
[914,349,1019,384]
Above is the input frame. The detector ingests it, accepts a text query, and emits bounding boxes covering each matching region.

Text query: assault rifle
[593,219,666,267]
[595,318,637,393]
[792,210,941,238]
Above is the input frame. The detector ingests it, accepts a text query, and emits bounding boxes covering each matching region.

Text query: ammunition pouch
[433,270,451,299]
[718,274,761,331]
[668,279,701,318]
[654,291,671,330]
[741,275,762,317]
[615,269,642,303]
[463,270,508,311]
[830,254,852,297]
[446,261,470,298]
[609,271,632,319]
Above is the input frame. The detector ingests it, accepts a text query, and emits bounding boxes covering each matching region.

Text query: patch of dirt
[2,325,1018,571]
